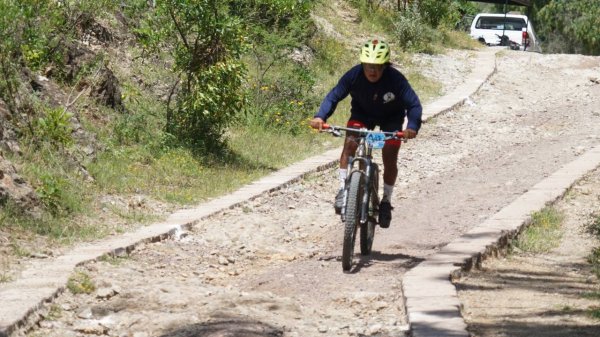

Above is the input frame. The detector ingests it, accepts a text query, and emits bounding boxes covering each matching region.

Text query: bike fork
[360,163,372,224]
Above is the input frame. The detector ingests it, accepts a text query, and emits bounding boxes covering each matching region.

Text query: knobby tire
[360,164,378,255]
[342,171,363,271]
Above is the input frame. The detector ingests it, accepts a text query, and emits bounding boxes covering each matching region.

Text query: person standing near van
[309,39,422,228]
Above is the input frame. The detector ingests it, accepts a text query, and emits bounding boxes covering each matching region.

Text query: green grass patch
[98,254,130,266]
[90,146,259,205]
[582,291,600,299]
[8,239,30,258]
[587,212,600,279]
[15,142,89,217]
[589,306,600,320]
[440,29,483,50]
[67,271,96,295]
[588,247,600,279]
[560,304,574,312]
[406,70,443,104]
[105,204,161,225]
[0,194,102,245]
[349,0,397,37]
[513,206,564,253]
[588,212,600,236]
[0,274,12,283]
[47,304,62,320]
[0,256,12,283]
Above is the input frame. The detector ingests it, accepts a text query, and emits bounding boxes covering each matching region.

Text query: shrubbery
[536,0,600,55]
[0,1,117,109]
[135,0,318,150]
[394,4,440,54]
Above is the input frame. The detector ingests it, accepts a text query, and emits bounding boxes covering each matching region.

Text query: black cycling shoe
[334,189,344,214]
[378,201,393,228]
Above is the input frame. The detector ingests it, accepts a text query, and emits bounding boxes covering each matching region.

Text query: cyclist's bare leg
[378,143,399,227]
[382,144,400,185]
[340,134,359,169]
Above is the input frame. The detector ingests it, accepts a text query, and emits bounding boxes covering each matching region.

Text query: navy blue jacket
[315,64,422,132]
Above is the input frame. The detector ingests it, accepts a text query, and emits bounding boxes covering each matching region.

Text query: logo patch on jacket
[383,92,395,104]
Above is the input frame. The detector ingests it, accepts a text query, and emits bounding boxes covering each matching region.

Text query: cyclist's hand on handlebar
[403,128,417,139]
[309,117,325,130]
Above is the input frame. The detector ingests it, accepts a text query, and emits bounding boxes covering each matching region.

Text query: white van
[470,13,538,51]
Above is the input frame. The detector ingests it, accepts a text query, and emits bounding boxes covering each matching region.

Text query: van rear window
[475,17,526,31]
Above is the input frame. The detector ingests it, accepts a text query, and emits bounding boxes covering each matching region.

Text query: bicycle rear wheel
[360,164,378,255]
[342,171,363,271]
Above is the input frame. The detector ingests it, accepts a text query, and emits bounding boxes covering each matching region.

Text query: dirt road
[23,51,600,337]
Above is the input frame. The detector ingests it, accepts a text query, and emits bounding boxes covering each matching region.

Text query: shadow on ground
[350,251,424,273]
[457,262,600,337]
[158,316,283,337]
[468,322,600,337]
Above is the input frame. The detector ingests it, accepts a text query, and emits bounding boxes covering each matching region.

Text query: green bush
[229,0,313,31]
[537,0,600,55]
[137,0,248,152]
[234,0,318,135]
[67,271,96,295]
[0,0,118,113]
[35,107,74,147]
[394,5,441,54]
[417,0,467,29]
[36,172,81,216]
[246,64,317,135]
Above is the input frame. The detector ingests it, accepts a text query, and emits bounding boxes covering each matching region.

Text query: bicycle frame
[320,124,404,271]
[322,125,404,223]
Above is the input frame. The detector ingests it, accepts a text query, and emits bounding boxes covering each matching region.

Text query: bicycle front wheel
[360,163,378,255]
[342,171,363,271]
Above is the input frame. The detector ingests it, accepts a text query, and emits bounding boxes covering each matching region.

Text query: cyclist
[310,39,422,228]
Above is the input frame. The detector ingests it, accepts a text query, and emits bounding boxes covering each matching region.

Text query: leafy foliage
[417,0,460,28]
[0,0,117,111]
[35,107,74,147]
[394,4,440,54]
[37,173,71,216]
[351,0,474,54]
[234,0,318,135]
[536,0,600,55]
[137,0,248,152]
[246,64,317,135]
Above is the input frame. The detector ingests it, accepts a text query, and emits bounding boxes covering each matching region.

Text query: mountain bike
[321,124,405,272]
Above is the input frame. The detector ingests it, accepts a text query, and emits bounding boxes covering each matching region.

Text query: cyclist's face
[362,63,385,83]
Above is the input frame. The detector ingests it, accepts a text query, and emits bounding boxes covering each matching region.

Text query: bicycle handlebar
[321,123,405,140]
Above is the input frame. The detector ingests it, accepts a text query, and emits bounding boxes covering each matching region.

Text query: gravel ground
[16,50,600,337]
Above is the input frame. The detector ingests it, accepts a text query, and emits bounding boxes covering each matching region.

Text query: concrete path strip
[0,49,497,337]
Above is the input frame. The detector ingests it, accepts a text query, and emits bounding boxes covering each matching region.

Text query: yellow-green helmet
[360,39,390,64]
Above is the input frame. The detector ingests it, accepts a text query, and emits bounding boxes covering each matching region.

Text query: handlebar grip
[322,123,330,130]
[396,131,405,138]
